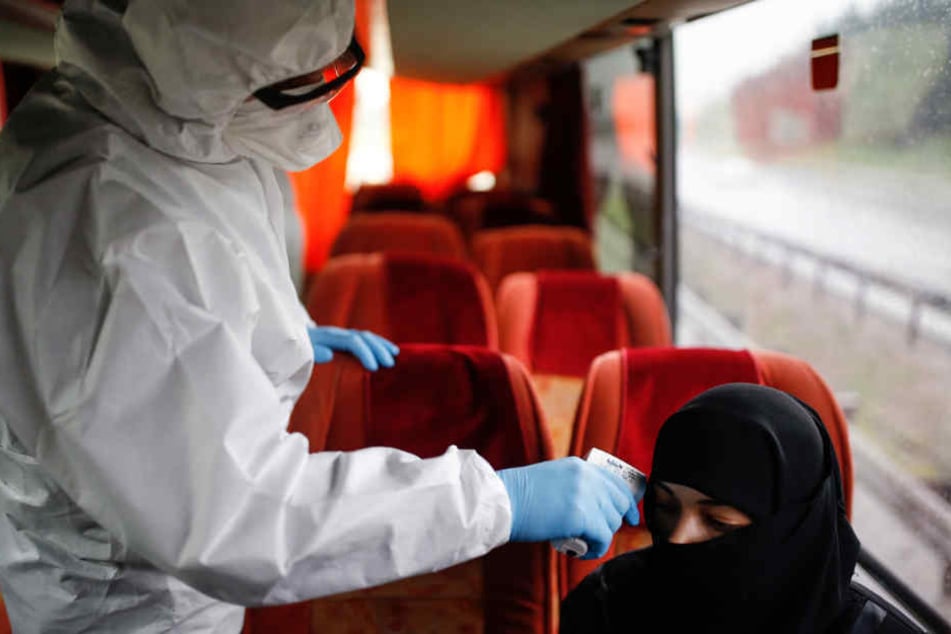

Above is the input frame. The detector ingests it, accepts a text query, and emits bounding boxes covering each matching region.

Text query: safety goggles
[253,36,365,110]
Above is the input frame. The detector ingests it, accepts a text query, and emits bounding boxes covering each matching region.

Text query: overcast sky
[675,0,891,113]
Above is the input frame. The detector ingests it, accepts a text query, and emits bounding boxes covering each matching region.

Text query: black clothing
[560,384,922,634]
[560,555,923,633]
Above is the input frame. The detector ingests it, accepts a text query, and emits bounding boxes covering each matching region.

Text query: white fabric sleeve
[33,224,512,606]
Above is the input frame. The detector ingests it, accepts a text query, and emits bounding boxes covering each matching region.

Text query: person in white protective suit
[0,1,641,631]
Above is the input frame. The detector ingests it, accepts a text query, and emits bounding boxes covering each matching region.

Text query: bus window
[584,45,659,278]
[675,0,951,619]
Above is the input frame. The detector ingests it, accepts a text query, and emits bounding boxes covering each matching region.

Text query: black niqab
[561,383,860,634]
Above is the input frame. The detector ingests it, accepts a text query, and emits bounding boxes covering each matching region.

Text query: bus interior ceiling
[2,0,950,630]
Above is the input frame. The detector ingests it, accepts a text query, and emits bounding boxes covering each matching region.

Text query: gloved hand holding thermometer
[308,325,400,371]
[496,449,644,560]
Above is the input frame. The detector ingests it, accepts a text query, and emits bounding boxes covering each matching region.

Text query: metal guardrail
[850,429,951,571]
[682,210,951,345]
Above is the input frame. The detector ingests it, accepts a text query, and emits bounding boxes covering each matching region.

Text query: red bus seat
[0,594,10,634]
[497,271,671,456]
[471,226,595,292]
[447,190,556,241]
[330,213,467,261]
[306,253,497,348]
[245,345,556,634]
[561,347,854,596]
[351,182,427,213]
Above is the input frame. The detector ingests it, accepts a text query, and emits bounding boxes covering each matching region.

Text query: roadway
[678,149,951,297]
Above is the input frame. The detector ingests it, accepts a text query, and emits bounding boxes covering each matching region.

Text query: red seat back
[497,271,671,376]
[330,213,467,260]
[471,226,594,292]
[306,253,497,348]
[246,345,556,634]
[496,271,670,457]
[561,347,853,596]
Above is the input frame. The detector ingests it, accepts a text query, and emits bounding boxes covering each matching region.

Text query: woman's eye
[705,515,742,532]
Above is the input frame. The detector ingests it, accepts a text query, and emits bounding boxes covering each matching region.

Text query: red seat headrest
[617,347,761,477]
[330,213,467,260]
[531,272,621,377]
[383,254,494,347]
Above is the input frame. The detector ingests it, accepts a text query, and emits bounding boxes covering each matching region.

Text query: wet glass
[675,0,951,619]
[583,45,659,277]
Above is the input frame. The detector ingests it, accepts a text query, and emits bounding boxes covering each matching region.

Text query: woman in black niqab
[560,383,923,634]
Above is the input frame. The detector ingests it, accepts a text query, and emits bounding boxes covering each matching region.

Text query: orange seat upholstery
[497,272,671,457]
[352,182,427,213]
[330,213,467,261]
[498,271,671,375]
[245,345,556,634]
[471,226,595,292]
[306,253,497,348]
[561,347,854,597]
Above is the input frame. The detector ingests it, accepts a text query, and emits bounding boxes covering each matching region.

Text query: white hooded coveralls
[0,1,511,631]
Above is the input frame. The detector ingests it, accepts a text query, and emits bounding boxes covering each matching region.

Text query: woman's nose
[667,512,706,544]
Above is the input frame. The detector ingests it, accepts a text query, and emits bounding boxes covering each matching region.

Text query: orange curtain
[289,0,370,272]
[390,77,507,202]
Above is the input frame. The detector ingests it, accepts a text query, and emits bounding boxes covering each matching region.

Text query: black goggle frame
[253,36,365,111]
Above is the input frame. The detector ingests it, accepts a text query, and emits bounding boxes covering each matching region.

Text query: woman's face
[650,481,752,544]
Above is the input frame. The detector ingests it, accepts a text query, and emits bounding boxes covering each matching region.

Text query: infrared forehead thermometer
[552,448,647,558]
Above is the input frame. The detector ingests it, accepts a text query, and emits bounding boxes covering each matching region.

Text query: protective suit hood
[55,0,351,164]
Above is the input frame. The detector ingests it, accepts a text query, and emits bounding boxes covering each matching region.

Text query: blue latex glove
[497,457,640,560]
[307,325,399,371]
